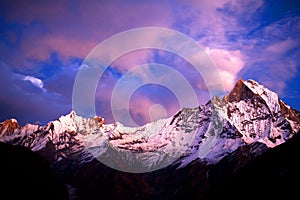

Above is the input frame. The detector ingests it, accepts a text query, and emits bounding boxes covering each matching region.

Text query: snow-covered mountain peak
[243,79,280,113]
[224,78,300,148]
[0,79,299,172]
[0,118,20,136]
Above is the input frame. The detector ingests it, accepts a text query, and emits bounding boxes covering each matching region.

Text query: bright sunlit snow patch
[0,79,299,172]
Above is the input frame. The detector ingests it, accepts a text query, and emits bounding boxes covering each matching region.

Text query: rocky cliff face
[0,79,299,199]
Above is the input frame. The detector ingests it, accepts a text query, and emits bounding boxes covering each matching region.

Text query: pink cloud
[175,0,260,47]
[1,0,299,125]
[205,48,245,91]
[4,0,174,67]
[107,50,154,73]
[265,39,298,56]
[241,39,299,97]
[266,59,297,96]
[96,87,180,126]
[3,0,262,80]
[129,94,179,126]
[177,0,230,44]
[129,96,155,125]
[40,36,96,60]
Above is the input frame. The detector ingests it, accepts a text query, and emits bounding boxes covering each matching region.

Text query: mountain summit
[0,79,299,199]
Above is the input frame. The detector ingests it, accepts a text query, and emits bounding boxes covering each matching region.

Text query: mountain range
[0,78,299,199]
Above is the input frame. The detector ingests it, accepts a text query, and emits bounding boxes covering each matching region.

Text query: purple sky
[0,0,300,126]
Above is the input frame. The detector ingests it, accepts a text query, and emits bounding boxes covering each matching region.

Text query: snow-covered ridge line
[224,78,300,148]
[243,79,280,113]
[0,79,299,170]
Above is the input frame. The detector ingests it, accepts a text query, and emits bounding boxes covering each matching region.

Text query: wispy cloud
[0,62,71,125]
[23,75,45,91]
[205,48,245,91]
[0,0,299,124]
[238,13,300,96]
